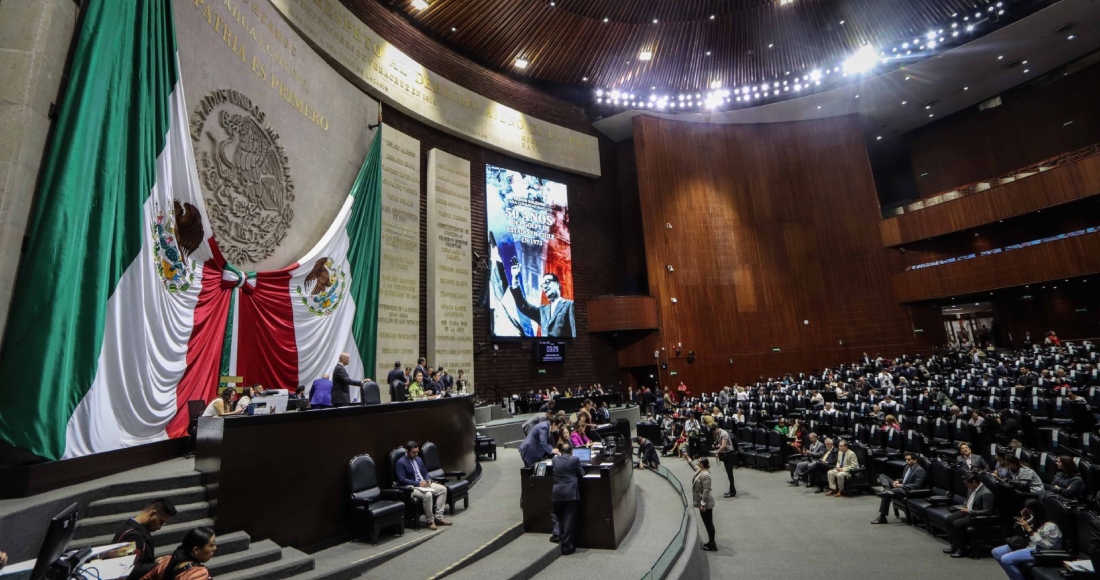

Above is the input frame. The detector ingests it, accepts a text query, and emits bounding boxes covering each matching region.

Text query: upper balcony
[880,144,1100,247]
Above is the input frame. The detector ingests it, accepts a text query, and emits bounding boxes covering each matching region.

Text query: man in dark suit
[520,417,561,466]
[440,368,454,392]
[872,453,926,524]
[944,474,997,557]
[414,358,427,385]
[956,442,989,471]
[550,444,586,555]
[386,361,405,401]
[636,436,660,470]
[806,438,838,493]
[509,265,575,338]
[332,352,362,407]
[395,441,452,529]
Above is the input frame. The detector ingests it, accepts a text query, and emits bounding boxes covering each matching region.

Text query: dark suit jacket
[510,286,576,338]
[520,421,556,466]
[898,464,927,491]
[957,454,989,471]
[395,454,430,487]
[551,454,586,501]
[113,519,156,580]
[966,485,997,515]
[332,363,362,406]
[638,439,660,467]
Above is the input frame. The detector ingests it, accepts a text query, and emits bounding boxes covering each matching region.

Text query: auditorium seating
[421,441,469,516]
[644,340,1100,560]
[347,454,405,544]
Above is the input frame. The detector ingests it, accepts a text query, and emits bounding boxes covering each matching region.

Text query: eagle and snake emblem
[152,200,204,293]
[193,91,294,265]
[295,256,347,316]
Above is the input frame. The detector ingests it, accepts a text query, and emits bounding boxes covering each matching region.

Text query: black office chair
[183,400,206,459]
[348,454,405,544]
[362,381,381,405]
[475,433,497,460]
[387,447,427,529]
[421,441,469,515]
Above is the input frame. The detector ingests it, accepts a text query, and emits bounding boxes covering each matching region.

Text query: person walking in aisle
[685,451,717,551]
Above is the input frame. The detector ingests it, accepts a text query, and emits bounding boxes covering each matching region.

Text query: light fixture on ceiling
[582,76,588,81]
[652,18,658,24]
[515,58,528,69]
[876,136,882,140]
[451,27,456,32]
[710,14,715,19]
[809,69,823,81]
[639,50,653,61]
[1068,35,1076,40]
[710,80,722,89]
[411,0,429,9]
[602,17,609,23]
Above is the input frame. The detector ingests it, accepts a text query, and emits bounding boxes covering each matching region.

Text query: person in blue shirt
[395,441,452,530]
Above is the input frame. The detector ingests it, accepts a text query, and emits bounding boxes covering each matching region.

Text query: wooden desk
[520,449,637,549]
[195,396,476,549]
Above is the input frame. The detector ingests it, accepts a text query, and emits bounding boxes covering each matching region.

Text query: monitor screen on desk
[573,448,591,462]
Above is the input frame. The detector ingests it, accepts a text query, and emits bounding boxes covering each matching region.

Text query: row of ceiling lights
[590,2,1015,114]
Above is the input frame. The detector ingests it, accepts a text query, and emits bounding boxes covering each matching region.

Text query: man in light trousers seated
[826,440,859,498]
[395,441,453,530]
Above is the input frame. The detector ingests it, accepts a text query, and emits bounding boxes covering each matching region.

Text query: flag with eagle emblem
[0,1,383,462]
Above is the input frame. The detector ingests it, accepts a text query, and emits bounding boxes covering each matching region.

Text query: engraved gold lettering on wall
[191,0,329,130]
[190,89,295,265]
[267,0,601,177]
[377,125,421,392]
[426,149,473,390]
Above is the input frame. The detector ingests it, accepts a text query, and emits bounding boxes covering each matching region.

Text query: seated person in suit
[636,436,660,470]
[943,473,997,558]
[395,441,453,530]
[871,453,926,524]
[825,440,859,497]
[424,371,443,399]
[1042,455,1085,499]
[956,442,988,471]
[520,417,563,466]
[788,433,825,485]
[806,438,839,493]
[112,498,177,580]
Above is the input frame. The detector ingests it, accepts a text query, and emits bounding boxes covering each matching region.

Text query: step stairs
[68,474,315,579]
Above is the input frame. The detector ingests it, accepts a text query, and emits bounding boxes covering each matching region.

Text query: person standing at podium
[332,353,362,407]
[550,443,585,555]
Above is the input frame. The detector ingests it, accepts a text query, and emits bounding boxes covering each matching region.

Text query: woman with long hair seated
[991,499,1062,580]
[570,418,592,448]
[140,527,217,580]
[200,387,242,417]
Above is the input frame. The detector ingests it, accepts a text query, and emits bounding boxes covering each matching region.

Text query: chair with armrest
[348,454,405,544]
[890,454,931,523]
[421,441,469,515]
[843,441,874,496]
[1031,509,1100,580]
[475,432,497,460]
[183,400,206,459]
[387,447,427,530]
[924,465,972,537]
[362,381,381,405]
[964,472,1009,558]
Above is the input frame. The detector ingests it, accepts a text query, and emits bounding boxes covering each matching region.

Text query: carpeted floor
[661,458,1006,579]
[360,448,524,579]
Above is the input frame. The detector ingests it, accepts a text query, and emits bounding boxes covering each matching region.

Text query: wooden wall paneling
[633,114,923,388]
[881,152,1100,246]
[586,296,658,332]
[892,232,1100,303]
[909,62,1100,198]
[990,285,1100,343]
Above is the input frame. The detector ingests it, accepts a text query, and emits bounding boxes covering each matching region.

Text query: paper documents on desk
[1066,560,1095,572]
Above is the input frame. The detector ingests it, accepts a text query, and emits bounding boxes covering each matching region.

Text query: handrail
[640,464,691,580]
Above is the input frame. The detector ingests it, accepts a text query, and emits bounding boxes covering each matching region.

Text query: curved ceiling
[357,0,1058,104]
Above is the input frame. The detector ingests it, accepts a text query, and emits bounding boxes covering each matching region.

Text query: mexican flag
[0,0,221,461]
[214,133,382,399]
[0,1,384,462]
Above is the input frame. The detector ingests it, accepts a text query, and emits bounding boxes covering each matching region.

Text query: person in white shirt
[991,499,1062,579]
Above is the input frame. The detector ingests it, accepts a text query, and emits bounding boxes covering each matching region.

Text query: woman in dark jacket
[1044,455,1086,499]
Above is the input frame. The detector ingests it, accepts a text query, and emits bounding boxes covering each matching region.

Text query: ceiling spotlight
[997,55,1004,60]
[652,18,658,24]
[809,69,823,81]
[963,86,969,91]
[1023,69,1030,73]
[515,58,528,69]
[411,0,429,9]
[710,80,722,89]
[839,20,845,24]
[639,50,653,61]
[1068,35,1076,40]
[902,101,907,105]
[768,44,774,48]
[967,25,975,31]
[582,76,588,81]
[706,51,711,56]
[817,105,822,109]
[596,98,602,104]
[876,136,882,140]
[549,1,554,5]
[603,17,609,23]
[451,27,457,31]
[710,14,715,19]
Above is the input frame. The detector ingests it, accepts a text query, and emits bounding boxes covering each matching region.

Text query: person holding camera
[684,452,717,551]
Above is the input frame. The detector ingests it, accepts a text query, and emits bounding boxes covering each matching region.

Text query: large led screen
[486,165,574,338]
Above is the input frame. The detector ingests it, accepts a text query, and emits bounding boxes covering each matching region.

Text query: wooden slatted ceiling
[353,0,996,94]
